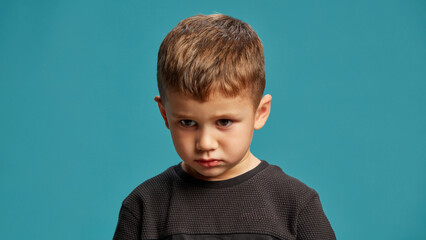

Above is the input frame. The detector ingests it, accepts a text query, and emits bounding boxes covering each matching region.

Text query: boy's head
[157,13,265,106]
[155,14,271,181]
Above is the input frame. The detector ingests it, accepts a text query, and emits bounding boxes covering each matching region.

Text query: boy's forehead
[166,90,250,104]
[164,90,257,113]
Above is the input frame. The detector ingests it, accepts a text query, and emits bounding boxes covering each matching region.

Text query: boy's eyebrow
[171,111,239,119]
[171,112,190,118]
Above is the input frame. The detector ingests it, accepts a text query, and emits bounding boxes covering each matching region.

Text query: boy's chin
[182,162,229,181]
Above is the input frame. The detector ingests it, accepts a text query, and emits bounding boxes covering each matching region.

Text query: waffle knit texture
[113,161,336,240]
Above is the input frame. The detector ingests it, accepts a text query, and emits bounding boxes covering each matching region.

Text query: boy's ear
[254,94,272,130]
[154,96,169,129]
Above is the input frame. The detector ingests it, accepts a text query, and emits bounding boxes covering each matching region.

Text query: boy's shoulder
[263,163,315,190]
[122,165,177,204]
[254,162,320,205]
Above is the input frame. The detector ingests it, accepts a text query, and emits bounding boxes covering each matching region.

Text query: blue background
[1,0,425,239]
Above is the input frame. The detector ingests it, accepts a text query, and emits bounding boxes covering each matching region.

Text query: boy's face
[155,91,271,181]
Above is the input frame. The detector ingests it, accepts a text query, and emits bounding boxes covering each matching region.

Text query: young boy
[113,14,335,240]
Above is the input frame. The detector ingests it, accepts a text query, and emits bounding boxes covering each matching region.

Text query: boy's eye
[217,119,232,127]
[179,120,197,127]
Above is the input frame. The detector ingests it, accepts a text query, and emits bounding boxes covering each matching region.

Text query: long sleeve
[113,204,141,240]
[296,193,336,240]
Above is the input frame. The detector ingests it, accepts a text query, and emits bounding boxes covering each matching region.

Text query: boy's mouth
[195,159,222,167]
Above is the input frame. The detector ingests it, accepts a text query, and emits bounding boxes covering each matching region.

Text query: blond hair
[157,14,265,105]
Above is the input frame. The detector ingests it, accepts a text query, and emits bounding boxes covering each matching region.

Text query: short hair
[157,14,265,106]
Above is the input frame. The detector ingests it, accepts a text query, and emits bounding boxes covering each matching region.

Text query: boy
[113,14,335,239]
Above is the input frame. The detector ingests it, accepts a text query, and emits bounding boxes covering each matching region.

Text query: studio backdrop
[0,0,425,239]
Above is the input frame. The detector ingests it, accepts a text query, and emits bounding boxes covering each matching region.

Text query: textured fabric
[113,161,336,240]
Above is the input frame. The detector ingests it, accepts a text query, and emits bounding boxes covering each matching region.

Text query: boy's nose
[196,128,218,152]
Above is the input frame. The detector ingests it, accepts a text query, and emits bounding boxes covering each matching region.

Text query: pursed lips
[195,159,222,167]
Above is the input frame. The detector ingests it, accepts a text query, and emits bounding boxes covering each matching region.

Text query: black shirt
[113,161,336,239]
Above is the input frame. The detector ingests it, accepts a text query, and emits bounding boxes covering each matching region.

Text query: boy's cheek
[170,131,193,148]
